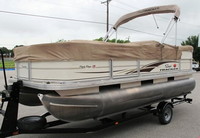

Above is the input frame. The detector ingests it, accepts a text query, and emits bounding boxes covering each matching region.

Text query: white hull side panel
[15,59,192,81]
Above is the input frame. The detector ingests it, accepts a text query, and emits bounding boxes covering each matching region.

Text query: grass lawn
[0,60,15,69]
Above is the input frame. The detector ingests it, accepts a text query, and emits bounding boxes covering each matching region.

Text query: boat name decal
[20,65,28,68]
[141,7,159,13]
[160,63,178,71]
[80,65,96,69]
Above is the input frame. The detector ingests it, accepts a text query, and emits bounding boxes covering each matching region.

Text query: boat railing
[15,59,192,83]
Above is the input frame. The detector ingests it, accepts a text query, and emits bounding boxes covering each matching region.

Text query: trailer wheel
[18,116,47,131]
[157,102,173,125]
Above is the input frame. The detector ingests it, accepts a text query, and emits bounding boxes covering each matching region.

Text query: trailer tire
[18,116,47,131]
[157,102,173,125]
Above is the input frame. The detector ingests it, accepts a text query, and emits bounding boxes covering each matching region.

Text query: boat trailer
[0,80,193,138]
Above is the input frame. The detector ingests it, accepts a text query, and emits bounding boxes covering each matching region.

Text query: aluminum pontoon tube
[39,78,195,122]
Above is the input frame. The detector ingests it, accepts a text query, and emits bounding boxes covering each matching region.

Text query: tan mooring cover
[14,40,193,62]
[113,5,180,29]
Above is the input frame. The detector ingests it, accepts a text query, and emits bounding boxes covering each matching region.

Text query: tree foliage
[56,39,67,43]
[0,47,9,54]
[0,47,11,57]
[94,37,130,43]
[14,45,24,48]
[181,35,200,62]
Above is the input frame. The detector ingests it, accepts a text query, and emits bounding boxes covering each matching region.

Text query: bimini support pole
[152,14,159,29]
[103,27,116,42]
[175,19,178,46]
[115,29,118,43]
[161,16,178,45]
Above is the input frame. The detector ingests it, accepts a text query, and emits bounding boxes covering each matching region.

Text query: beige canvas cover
[14,40,193,62]
[113,5,180,29]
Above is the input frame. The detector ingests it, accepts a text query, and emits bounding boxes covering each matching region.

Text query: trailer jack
[0,81,22,138]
